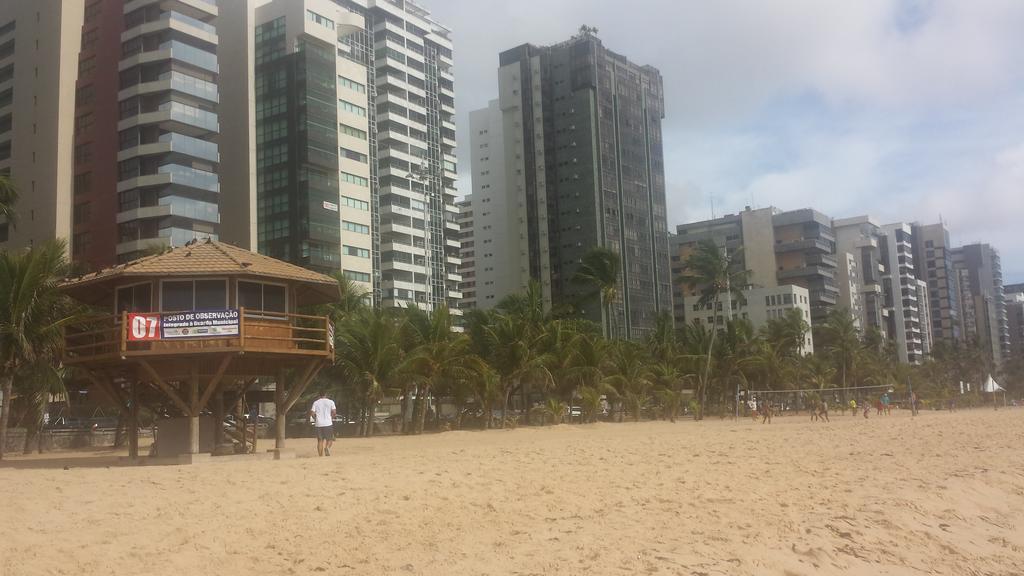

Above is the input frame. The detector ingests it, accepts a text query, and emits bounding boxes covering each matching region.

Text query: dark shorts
[316,425,334,441]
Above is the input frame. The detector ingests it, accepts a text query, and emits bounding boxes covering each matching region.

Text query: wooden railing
[63,308,334,365]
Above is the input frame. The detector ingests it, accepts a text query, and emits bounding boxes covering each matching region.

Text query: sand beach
[1,408,1022,575]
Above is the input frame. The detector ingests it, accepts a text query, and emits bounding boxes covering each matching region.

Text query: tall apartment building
[115,0,222,262]
[911,222,962,347]
[249,0,373,292]
[347,0,462,313]
[833,216,887,335]
[464,99,516,310]
[0,1,85,253]
[878,223,927,364]
[456,196,474,309]
[72,0,123,269]
[1005,283,1024,361]
[952,243,1011,366]
[672,206,838,328]
[496,31,671,338]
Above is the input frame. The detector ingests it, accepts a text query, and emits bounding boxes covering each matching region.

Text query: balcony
[64,310,332,367]
[777,265,835,281]
[118,132,219,163]
[120,40,219,74]
[122,11,218,46]
[774,237,831,254]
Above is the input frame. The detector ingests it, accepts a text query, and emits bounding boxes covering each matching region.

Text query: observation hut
[60,239,337,461]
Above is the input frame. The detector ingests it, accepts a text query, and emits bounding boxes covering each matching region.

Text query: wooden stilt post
[189,365,200,455]
[128,381,139,460]
[213,384,224,448]
[274,368,287,454]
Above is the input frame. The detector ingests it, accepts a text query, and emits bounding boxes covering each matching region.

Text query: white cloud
[430,0,1024,280]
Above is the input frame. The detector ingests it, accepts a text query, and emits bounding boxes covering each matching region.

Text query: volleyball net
[740,384,900,413]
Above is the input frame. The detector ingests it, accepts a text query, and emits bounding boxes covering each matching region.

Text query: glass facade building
[116,0,221,261]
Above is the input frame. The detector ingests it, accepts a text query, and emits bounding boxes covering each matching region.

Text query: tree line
[0,172,1019,458]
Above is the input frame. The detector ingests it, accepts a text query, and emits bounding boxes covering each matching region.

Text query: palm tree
[316,272,367,324]
[816,308,861,394]
[602,342,653,422]
[578,384,609,423]
[571,246,621,339]
[538,397,566,425]
[677,239,749,420]
[560,332,607,422]
[483,312,553,428]
[403,305,480,434]
[17,361,67,454]
[0,240,75,459]
[0,172,19,228]
[760,308,809,358]
[333,308,408,437]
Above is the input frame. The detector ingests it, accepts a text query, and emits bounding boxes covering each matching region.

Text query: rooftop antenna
[710,192,716,220]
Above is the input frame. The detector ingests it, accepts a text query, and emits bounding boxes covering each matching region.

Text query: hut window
[116,283,152,313]
[161,279,228,311]
[238,281,287,314]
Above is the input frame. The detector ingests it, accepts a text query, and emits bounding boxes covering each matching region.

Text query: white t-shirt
[311,398,336,427]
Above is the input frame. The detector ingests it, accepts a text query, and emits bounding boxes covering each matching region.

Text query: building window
[74,113,94,133]
[306,10,335,30]
[73,202,92,225]
[342,221,369,234]
[340,148,368,163]
[341,172,369,187]
[237,280,287,314]
[343,245,370,258]
[74,142,92,165]
[342,196,369,211]
[84,2,101,22]
[161,279,227,312]
[343,270,371,283]
[339,100,366,117]
[74,172,92,196]
[115,282,152,313]
[77,56,95,77]
[340,124,367,140]
[338,76,366,93]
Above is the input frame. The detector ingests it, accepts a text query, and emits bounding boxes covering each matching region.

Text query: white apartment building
[683,285,815,355]
[463,99,518,309]
[880,222,927,364]
[833,216,888,335]
[225,0,459,310]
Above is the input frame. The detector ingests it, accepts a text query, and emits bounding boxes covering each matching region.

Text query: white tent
[982,375,1004,393]
[983,374,1007,409]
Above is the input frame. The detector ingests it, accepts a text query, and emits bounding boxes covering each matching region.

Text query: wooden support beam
[283,360,325,413]
[85,370,127,411]
[274,369,286,450]
[138,360,191,416]
[196,354,233,415]
[128,381,139,460]
[189,365,199,454]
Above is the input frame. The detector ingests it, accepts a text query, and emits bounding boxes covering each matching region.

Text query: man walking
[310,391,336,457]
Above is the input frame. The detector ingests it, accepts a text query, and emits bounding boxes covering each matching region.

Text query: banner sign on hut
[128,309,240,341]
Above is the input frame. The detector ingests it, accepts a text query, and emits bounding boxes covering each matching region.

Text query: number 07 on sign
[128,313,161,341]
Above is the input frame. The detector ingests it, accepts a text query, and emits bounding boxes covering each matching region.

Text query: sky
[428,0,1024,282]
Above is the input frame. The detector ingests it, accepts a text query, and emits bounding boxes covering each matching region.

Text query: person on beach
[863,403,870,419]
[875,398,884,416]
[882,393,891,415]
[310,391,337,457]
[849,399,857,416]
[812,399,829,423]
[761,400,773,424]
